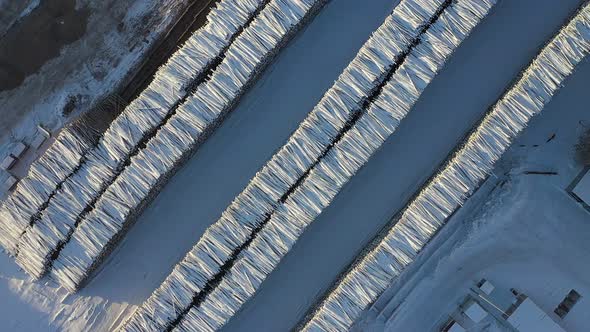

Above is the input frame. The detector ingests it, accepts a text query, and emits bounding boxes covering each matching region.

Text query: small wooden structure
[1,155,16,171]
[441,279,569,332]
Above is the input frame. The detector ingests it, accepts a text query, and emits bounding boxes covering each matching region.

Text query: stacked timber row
[15,0,271,283]
[2,0,326,293]
[175,0,496,330]
[301,2,590,331]
[121,0,496,330]
[47,0,327,292]
[0,125,97,253]
[0,0,259,261]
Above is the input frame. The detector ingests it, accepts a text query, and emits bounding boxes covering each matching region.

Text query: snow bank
[9,0,268,279]
[48,0,328,293]
[120,0,496,330]
[301,3,590,330]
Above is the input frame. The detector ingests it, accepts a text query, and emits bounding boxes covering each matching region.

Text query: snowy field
[0,0,588,330]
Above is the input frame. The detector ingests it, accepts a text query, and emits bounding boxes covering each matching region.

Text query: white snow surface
[508,299,565,332]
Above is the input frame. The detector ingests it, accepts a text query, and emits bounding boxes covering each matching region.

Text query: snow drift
[301,2,590,331]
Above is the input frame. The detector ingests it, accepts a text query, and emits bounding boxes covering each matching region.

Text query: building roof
[507,298,565,332]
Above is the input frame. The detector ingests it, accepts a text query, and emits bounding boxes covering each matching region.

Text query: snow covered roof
[0,155,16,171]
[10,142,27,158]
[447,322,466,332]
[573,169,590,205]
[480,280,495,295]
[31,126,50,150]
[2,175,17,192]
[507,298,565,332]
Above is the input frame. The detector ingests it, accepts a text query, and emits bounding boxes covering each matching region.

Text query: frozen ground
[0,0,191,185]
[0,0,397,329]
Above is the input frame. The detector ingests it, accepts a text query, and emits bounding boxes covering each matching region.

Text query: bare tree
[576,127,590,166]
